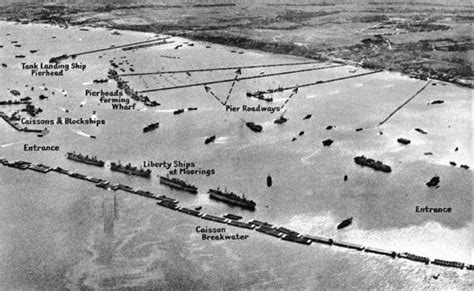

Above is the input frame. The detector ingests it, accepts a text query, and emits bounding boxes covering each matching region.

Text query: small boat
[90,135,96,139]
[274,110,288,124]
[322,139,333,147]
[205,135,216,144]
[173,108,185,115]
[267,175,272,187]
[426,176,440,187]
[337,217,353,229]
[246,122,262,133]
[397,138,411,145]
[37,128,49,137]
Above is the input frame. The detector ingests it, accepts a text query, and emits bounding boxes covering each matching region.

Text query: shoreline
[1,16,471,88]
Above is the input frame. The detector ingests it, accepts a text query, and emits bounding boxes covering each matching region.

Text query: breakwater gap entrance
[1,157,471,272]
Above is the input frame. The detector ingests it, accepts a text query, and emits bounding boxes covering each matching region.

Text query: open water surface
[0,21,472,289]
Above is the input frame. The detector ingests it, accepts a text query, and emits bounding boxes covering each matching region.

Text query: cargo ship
[143,122,159,133]
[159,175,198,194]
[337,217,353,229]
[66,151,104,167]
[354,155,391,173]
[246,122,263,132]
[110,161,151,177]
[208,187,256,210]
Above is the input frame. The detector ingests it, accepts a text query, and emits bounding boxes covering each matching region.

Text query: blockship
[110,161,151,177]
[354,155,391,173]
[66,151,104,167]
[159,175,198,194]
[208,188,256,210]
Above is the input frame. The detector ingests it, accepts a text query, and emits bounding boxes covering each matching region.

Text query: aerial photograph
[0,0,472,289]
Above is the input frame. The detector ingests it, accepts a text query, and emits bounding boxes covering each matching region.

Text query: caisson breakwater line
[1,157,471,272]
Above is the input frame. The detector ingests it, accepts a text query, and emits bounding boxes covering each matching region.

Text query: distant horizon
[0,0,471,7]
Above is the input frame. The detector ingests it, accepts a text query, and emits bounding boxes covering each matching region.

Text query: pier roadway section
[1,157,472,272]
[138,64,345,93]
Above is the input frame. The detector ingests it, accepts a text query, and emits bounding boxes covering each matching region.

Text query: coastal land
[0,0,472,87]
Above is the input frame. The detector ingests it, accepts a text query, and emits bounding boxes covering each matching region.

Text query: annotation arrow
[280,87,299,110]
[224,68,242,105]
[204,85,225,106]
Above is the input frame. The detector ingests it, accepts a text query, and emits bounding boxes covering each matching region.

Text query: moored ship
[110,161,151,177]
[205,135,216,144]
[246,91,273,102]
[208,187,256,210]
[159,175,198,194]
[397,138,411,145]
[173,108,185,115]
[143,122,160,133]
[246,122,263,132]
[337,217,353,229]
[49,54,68,63]
[354,155,391,173]
[66,151,104,167]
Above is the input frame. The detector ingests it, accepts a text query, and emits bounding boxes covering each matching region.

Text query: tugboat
[354,155,391,173]
[159,175,198,194]
[143,122,159,133]
[246,122,263,132]
[337,217,353,229]
[110,161,151,177]
[67,151,105,167]
[274,110,288,124]
[205,135,216,144]
[208,187,256,210]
